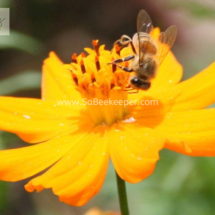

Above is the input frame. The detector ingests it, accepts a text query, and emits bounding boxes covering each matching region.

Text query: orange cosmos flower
[1,34,215,206]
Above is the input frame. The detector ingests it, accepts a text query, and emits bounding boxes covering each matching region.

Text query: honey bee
[110,10,177,90]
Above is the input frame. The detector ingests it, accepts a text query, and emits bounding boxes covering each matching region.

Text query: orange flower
[1,36,215,206]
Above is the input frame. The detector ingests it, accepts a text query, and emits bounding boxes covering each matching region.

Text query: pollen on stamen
[111,58,117,73]
[72,73,78,85]
[91,74,96,83]
[110,79,115,89]
[65,40,132,125]
[81,52,86,58]
[71,53,77,63]
[80,53,86,74]
[95,55,100,71]
[92,40,100,56]
[115,44,121,55]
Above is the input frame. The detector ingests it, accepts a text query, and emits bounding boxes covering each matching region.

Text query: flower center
[65,40,132,125]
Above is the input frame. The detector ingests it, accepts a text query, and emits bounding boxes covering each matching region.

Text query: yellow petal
[0,123,94,181]
[155,109,215,155]
[127,86,180,125]
[109,123,166,183]
[42,52,82,101]
[171,62,215,110]
[25,125,109,206]
[150,51,183,91]
[0,96,89,143]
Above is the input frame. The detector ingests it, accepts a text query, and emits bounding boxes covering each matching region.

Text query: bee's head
[130,77,151,90]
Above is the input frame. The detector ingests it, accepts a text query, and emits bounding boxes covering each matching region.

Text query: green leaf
[0,71,41,95]
[0,0,12,8]
[187,2,215,18]
[0,30,44,54]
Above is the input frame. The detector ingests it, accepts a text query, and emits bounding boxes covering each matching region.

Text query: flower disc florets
[65,40,132,125]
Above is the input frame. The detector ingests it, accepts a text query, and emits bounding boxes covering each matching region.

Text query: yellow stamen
[66,40,131,125]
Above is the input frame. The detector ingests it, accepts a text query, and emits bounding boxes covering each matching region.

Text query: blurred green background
[1,0,215,214]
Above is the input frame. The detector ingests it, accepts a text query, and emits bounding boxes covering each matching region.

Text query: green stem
[115,171,129,215]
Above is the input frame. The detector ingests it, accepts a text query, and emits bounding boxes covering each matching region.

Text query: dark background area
[1,0,215,214]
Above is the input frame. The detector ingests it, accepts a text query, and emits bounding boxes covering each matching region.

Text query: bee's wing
[136,10,154,62]
[137,10,154,33]
[156,25,177,65]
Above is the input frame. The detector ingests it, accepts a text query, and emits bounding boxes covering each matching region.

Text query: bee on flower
[110,10,177,91]
[0,10,215,213]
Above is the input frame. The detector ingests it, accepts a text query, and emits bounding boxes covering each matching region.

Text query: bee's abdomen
[143,58,157,78]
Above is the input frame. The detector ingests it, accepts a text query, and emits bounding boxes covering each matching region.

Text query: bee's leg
[113,35,137,55]
[122,87,139,94]
[112,55,134,64]
[120,35,132,42]
[116,35,136,54]
[123,88,133,91]
[127,89,139,94]
[107,61,133,72]
[108,55,134,72]
[113,64,134,73]
[115,35,132,47]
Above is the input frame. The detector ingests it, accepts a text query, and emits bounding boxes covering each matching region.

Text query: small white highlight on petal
[23,115,31,119]
[123,117,136,123]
